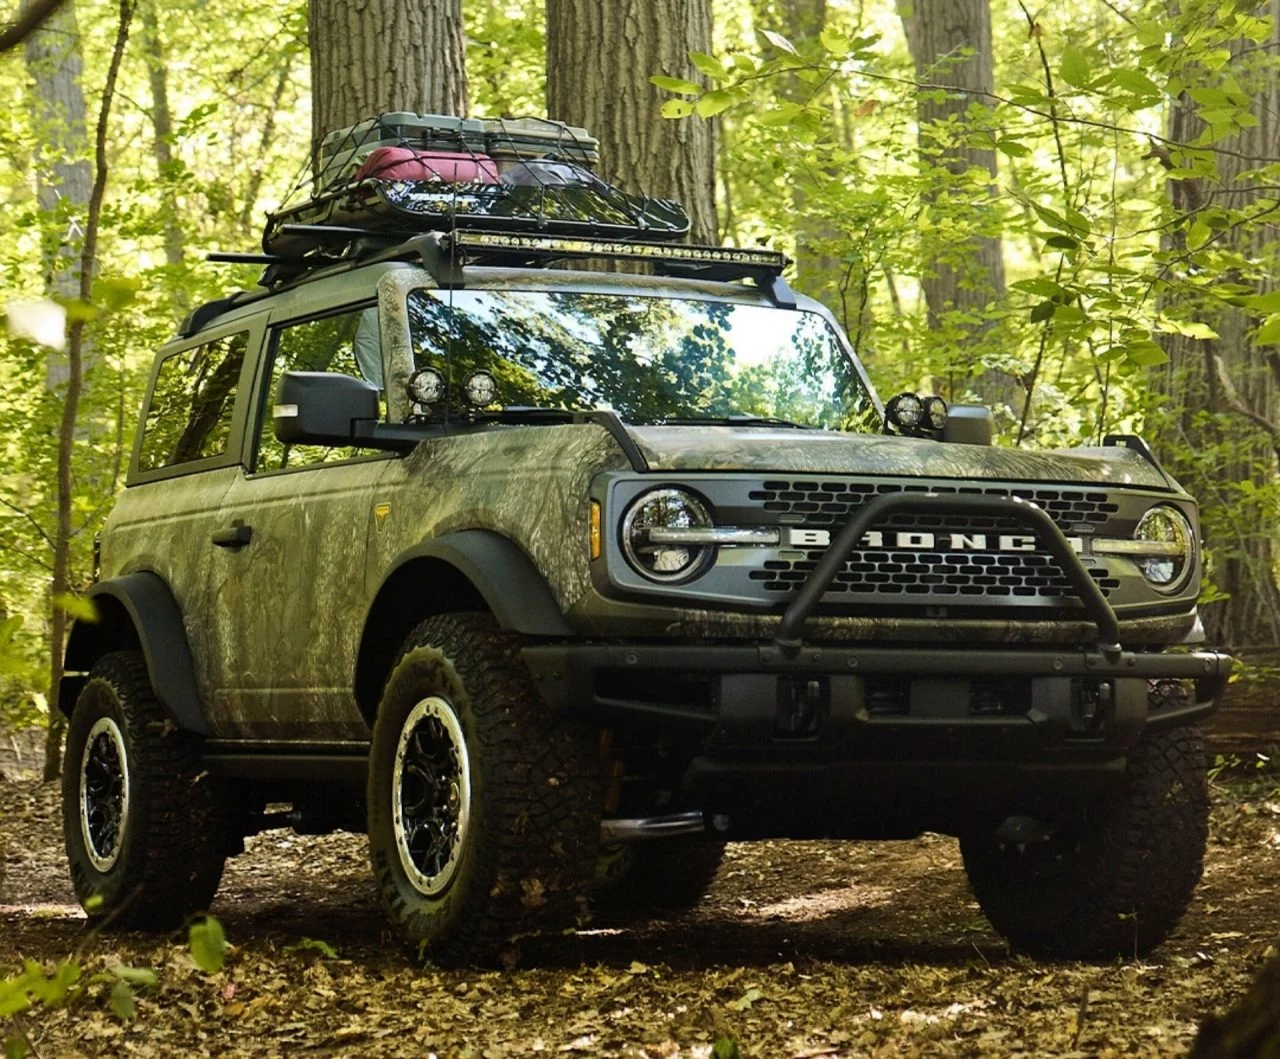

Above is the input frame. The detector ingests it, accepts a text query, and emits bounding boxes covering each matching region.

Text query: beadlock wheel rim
[80,716,130,872]
[392,696,472,897]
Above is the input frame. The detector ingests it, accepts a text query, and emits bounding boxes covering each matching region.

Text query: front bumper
[523,643,1233,821]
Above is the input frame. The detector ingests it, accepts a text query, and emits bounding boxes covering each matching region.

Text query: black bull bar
[774,491,1124,655]
[523,492,1234,725]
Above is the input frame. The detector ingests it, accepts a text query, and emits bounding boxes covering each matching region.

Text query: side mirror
[943,404,995,446]
[274,371,379,446]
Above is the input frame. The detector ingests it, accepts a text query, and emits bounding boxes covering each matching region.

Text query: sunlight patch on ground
[749,883,896,921]
[0,903,85,919]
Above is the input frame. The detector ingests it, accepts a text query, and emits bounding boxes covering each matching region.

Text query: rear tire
[961,725,1208,959]
[62,651,226,929]
[367,613,599,965]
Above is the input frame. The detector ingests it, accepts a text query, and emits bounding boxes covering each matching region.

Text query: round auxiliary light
[407,367,445,406]
[1134,505,1194,589]
[463,370,498,407]
[886,392,924,432]
[922,395,948,432]
[621,488,715,583]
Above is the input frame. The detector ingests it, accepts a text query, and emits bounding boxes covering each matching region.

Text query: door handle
[212,523,253,550]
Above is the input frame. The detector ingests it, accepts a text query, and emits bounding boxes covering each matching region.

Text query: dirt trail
[3,773,1278,1057]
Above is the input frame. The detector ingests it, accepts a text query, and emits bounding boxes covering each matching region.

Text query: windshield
[404,288,880,430]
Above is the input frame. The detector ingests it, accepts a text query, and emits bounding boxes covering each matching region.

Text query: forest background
[1,0,1279,782]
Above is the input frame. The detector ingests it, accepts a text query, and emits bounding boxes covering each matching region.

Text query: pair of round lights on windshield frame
[407,368,499,409]
[885,392,948,437]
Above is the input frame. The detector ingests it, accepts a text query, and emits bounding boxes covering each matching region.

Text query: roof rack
[208,227,796,309]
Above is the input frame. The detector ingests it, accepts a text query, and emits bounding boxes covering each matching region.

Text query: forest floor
[2,757,1279,1058]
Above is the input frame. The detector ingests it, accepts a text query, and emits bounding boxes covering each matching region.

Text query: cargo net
[264,114,690,261]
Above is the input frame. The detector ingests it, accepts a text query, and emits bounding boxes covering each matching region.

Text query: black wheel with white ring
[62,651,227,929]
[368,613,599,965]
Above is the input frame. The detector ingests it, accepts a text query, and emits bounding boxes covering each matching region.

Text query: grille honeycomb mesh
[746,480,1122,601]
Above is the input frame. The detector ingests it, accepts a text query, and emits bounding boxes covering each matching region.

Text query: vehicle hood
[624,426,1175,489]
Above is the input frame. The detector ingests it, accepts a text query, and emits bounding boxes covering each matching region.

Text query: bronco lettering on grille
[786,529,1085,552]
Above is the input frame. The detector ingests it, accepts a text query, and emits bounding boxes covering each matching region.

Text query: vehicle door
[103,319,261,718]
[207,300,393,743]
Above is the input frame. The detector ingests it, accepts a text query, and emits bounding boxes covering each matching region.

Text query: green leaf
[109,980,135,1021]
[1030,300,1056,323]
[1045,234,1081,250]
[5,1033,29,1059]
[1257,315,1280,345]
[761,29,798,55]
[758,101,804,126]
[1012,278,1066,298]
[110,966,157,988]
[650,75,702,96]
[1110,69,1161,97]
[695,90,737,117]
[1060,46,1091,89]
[727,986,764,1011]
[819,29,849,56]
[52,594,97,623]
[995,138,1031,158]
[1241,290,1280,314]
[286,938,339,959]
[660,99,695,119]
[712,1036,740,1059]
[688,51,724,81]
[1125,341,1169,366]
[189,917,227,974]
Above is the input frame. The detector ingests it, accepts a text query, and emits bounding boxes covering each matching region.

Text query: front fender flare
[63,571,208,736]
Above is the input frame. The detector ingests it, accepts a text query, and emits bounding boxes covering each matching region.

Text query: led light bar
[446,230,788,272]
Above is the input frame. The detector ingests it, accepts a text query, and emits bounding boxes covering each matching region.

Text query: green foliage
[188,916,228,973]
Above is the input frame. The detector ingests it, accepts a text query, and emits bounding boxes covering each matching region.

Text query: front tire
[961,726,1209,959]
[367,614,599,964]
[62,651,226,929]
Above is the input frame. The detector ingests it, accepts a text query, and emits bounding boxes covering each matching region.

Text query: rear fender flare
[62,572,208,736]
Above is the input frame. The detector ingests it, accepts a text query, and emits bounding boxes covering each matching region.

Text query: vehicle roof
[171,259,831,348]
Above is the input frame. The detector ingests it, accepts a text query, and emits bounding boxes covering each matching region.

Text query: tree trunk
[546,0,717,245]
[896,0,1011,407]
[308,0,468,161]
[1191,949,1280,1058]
[140,0,183,274]
[1152,0,1280,648]
[21,0,91,389]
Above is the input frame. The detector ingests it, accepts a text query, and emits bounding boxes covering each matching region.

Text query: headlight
[621,488,715,582]
[1133,505,1194,589]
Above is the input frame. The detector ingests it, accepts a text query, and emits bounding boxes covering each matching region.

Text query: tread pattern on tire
[63,650,226,930]
[962,725,1209,959]
[368,613,600,965]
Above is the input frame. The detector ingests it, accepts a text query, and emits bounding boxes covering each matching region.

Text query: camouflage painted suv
[59,228,1232,963]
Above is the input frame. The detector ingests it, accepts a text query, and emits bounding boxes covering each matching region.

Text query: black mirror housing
[274,371,379,446]
[942,404,995,446]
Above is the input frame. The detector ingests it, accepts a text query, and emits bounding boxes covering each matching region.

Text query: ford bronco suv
[58,116,1232,964]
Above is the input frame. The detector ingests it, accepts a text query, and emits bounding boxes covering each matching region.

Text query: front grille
[749,480,1119,531]
[746,479,1122,604]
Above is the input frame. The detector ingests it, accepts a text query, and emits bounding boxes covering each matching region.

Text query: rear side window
[138,332,249,472]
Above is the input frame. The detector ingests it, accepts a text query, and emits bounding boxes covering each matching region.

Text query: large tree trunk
[897,0,1011,407]
[22,0,91,390]
[546,0,717,245]
[308,0,468,161]
[1152,0,1280,648]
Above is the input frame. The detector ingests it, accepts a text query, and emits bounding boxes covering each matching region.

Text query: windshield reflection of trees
[406,289,875,429]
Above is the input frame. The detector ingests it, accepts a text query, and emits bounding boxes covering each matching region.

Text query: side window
[254,306,382,473]
[138,332,248,472]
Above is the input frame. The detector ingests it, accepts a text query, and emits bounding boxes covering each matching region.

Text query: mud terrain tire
[62,651,226,929]
[367,613,599,965]
[961,725,1208,959]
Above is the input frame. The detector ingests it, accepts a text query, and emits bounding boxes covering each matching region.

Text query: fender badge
[374,502,392,528]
